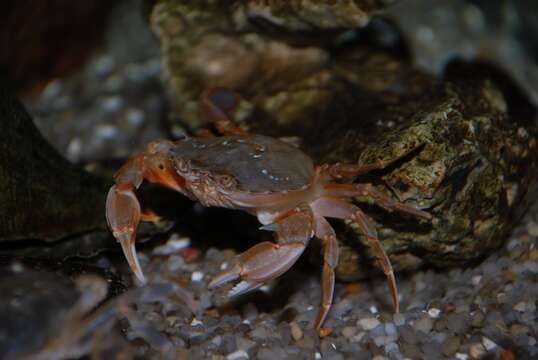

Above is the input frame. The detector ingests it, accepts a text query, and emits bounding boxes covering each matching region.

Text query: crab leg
[201,88,247,136]
[209,205,313,297]
[353,207,399,313]
[313,216,339,332]
[327,157,404,179]
[323,183,431,220]
[311,197,400,313]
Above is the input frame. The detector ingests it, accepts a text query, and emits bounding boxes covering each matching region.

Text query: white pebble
[513,301,526,312]
[455,353,469,360]
[369,305,379,314]
[482,336,497,351]
[152,235,190,255]
[428,308,441,318]
[471,275,482,286]
[226,349,249,360]
[191,271,204,282]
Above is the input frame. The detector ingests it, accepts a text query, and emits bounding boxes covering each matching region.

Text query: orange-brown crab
[106,89,431,333]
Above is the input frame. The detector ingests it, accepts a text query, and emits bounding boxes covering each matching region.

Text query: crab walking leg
[209,205,313,297]
[323,183,431,220]
[313,216,339,332]
[311,197,400,313]
[201,88,247,136]
[353,208,399,313]
[326,157,405,179]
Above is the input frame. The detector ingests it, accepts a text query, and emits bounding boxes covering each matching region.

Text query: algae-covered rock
[0,82,108,242]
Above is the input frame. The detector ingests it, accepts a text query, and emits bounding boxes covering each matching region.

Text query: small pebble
[482,336,497,351]
[413,316,433,334]
[191,271,204,282]
[442,336,461,356]
[469,343,486,359]
[471,275,482,286]
[290,321,303,341]
[513,301,526,312]
[427,307,441,318]
[358,317,380,331]
[341,326,357,338]
[384,323,397,336]
[351,331,365,343]
[226,350,248,360]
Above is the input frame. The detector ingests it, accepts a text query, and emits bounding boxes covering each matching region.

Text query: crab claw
[106,185,145,283]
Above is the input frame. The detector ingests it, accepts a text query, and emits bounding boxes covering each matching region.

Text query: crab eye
[218,174,236,189]
[176,158,190,173]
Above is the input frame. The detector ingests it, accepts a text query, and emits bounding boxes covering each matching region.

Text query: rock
[0,81,109,242]
[0,268,169,359]
[385,0,538,106]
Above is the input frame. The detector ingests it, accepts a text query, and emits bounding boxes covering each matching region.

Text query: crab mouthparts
[118,233,146,283]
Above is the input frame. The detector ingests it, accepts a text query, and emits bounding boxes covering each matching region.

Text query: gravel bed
[121,201,538,360]
[20,2,537,358]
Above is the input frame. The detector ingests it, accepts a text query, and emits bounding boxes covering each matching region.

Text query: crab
[106,89,432,333]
